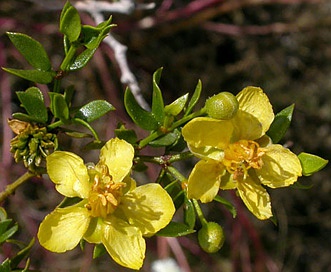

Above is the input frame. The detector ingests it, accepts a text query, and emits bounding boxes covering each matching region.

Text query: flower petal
[98,138,134,182]
[237,177,272,220]
[38,205,90,252]
[46,151,90,198]
[117,183,175,237]
[257,144,302,188]
[187,160,225,203]
[236,87,274,139]
[182,117,234,158]
[101,217,146,270]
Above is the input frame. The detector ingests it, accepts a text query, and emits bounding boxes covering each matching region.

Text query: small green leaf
[184,197,196,229]
[185,80,202,116]
[149,129,181,147]
[165,93,189,116]
[114,123,137,144]
[49,92,70,122]
[74,100,115,122]
[152,68,165,124]
[2,68,54,84]
[7,32,52,71]
[81,17,113,50]
[267,104,295,143]
[11,113,35,123]
[298,152,328,176]
[0,224,18,244]
[214,195,237,218]
[0,259,11,272]
[69,48,97,71]
[16,87,48,123]
[93,244,107,259]
[0,220,13,235]
[124,88,159,130]
[10,238,35,269]
[157,222,195,237]
[60,1,81,42]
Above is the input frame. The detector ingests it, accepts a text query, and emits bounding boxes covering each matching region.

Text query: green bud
[205,92,239,120]
[198,222,225,253]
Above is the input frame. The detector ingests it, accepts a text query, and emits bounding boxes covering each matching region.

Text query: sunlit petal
[182,117,234,156]
[258,144,302,188]
[236,86,274,137]
[237,178,272,220]
[187,160,225,203]
[117,183,175,237]
[37,205,90,252]
[46,151,90,198]
[101,217,145,270]
[98,138,134,182]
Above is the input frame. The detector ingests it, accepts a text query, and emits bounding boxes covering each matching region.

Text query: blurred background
[0,0,330,271]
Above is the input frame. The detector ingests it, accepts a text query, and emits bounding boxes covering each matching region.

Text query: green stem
[60,45,77,71]
[138,108,206,149]
[192,198,208,226]
[72,118,100,142]
[47,120,64,130]
[167,165,187,184]
[135,151,193,165]
[0,171,36,203]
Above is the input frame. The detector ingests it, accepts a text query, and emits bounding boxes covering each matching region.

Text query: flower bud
[198,222,225,253]
[205,92,239,120]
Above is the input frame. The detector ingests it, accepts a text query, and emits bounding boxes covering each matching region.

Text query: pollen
[86,164,126,218]
[223,140,265,181]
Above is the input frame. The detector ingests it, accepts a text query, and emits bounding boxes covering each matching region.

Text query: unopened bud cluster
[9,120,58,171]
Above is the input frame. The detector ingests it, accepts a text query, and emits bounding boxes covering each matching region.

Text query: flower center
[223,140,265,181]
[85,164,126,218]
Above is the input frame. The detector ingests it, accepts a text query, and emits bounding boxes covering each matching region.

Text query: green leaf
[93,244,107,259]
[184,197,196,229]
[7,32,52,71]
[0,224,18,244]
[298,152,328,176]
[74,100,115,122]
[157,221,195,237]
[2,68,54,84]
[185,80,202,116]
[60,1,81,42]
[149,129,181,147]
[114,123,137,144]
[165,93,189,116]
[0,220,13,235]
[214,195,237,218]
[80,17,113,50]
[124,88,159,130]
[152,68,165,124]
[10,238,35,269]
[11,113,35,123]
[267,104,295,143]
[16,87,48,123]
[69,48,97,71]
[49,92,70,122]
[0,259,11,272]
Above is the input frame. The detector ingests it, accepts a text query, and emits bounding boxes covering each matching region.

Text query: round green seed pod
[205,92,239,120]
[198,222,225,253]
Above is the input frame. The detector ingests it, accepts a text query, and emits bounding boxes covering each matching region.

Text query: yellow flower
[38,138,175,270]
[182,87,302,220]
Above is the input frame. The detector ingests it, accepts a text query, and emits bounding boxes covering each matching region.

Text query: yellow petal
[219,172,238,190]
[38,205,90,252]
[236,87,274,138]
[117,183,175,237]
[257,144,302,188]
[187,160,225,203]
[46,151,90,198]
[101,217,146,270]
[98,138,134,182]
[237,177,272,220]
[182,117,234,158]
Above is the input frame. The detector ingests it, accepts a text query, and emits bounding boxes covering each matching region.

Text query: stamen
[223,140,265,181]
